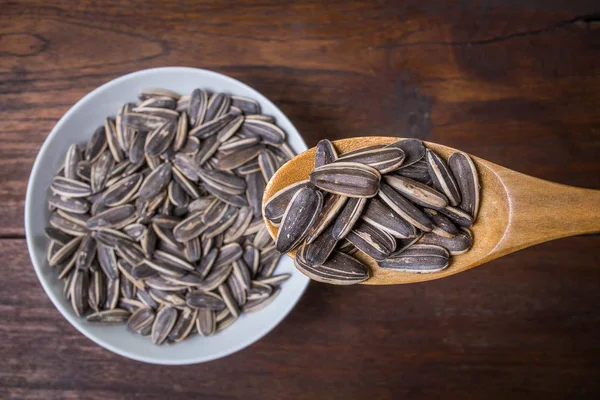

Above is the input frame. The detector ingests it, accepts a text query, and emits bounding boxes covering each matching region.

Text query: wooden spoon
[263,137,600,285]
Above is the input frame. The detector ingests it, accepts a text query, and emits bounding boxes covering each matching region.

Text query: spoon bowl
[263,137,600,285]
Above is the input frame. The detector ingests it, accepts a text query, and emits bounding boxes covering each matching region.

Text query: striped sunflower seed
[448,152,480,218]
[310,162,381,198]
[361,197,417,238]
[337,147,405,174]
[346,220,396,261]
[386,139,425,167]
[314,139,338,168]
[426,149,461,206]
[417,228,472,255]
[151,306,178,345]
[378,244,450,273]
[295,251,369,285]
[275,187,323,253]
[384,175,448,209]
[264,180,311,225]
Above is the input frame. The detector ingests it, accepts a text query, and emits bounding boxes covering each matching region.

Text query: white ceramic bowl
[25,67,309,365]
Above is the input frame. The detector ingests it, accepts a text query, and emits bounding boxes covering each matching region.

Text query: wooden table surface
[2,1,600,398]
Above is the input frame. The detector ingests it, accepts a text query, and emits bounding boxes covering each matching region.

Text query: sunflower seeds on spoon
[273,139,481,285]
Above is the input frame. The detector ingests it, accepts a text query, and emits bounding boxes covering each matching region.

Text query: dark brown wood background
[1,0,600,398]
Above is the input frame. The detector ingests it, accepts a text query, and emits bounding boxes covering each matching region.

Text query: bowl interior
[25,67,309,365]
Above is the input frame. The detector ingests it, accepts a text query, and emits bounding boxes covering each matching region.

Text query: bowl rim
[24,66,309,365]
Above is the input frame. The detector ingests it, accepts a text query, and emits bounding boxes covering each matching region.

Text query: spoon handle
[493,166,600,258]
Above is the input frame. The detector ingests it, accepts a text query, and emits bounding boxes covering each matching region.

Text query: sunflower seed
[51,177,92,198]
[64,144,80,180]
[218,284,240,317]
[129,131,147,165]
[45,227,74,246]
[105,277,120,309]
[330,196,367,241]
[235,159,261,175]
[216,115,244,142]
[379,244,449,273]
[102,173,143,207]
[448,152,480,218]
[206,93,231,122]
[167,307,197,343]
[300,224,338,266]
[48,195,89,214]
[49,236,83,267]
[88,270,105,312]
[384,175,448,209]
[246,171,265,218]
[426,149,461,206]
[151,306,178,345]
[257,150,278,183]
[243,245,260,277]
[386,139,425,167]
[145,120,176,157]
[423,208,459,238]
[76,161,92,182]
[305,194,347,245]
[49,212,88,236]
[265,180,312,224]
[185,291,225,310]
[361,197,417,238]
[337,147,405,174]
[105,118,125,162]
[196,308,216,336]
[315,139,338,168]
[172,153,200,181]
[198,168,247,194]
[75,234,97,270]
[310,162,380,198]
[87,205,135,230]
[243,286,281,313]
[193,136,220,167]
[138,163,171,202]
[378,182,433,231]
[276,187,323,253]
[87,309,130,324]
[241,120,285,145]
[417,228,472,255]
[224,207,253,243]
[439,205,474,228]
[395,159,431,183]
[257,274,290,287]
[295,251,369,285]
[70,269,89,317]
[180,136,200,155]
[231,95,260,114]
[216,144,265,170]
[127,307,155,333]
[346,220,396,261]
[220,136,261,152]
[190,112,235,138]
[85,126,108,163]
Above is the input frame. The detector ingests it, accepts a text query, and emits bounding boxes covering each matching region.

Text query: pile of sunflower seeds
[45,88,293,345]
[265,138,480,285]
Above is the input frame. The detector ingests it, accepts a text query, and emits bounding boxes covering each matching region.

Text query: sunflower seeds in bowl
[265,139,481,285]
[25,67,309,364]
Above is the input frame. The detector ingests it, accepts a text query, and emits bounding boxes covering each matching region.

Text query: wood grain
[1,0,600,397]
